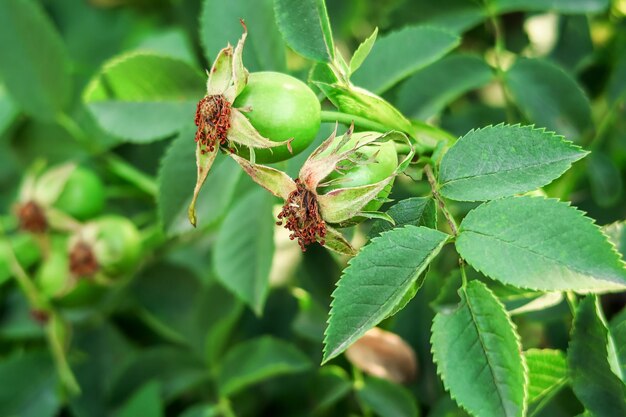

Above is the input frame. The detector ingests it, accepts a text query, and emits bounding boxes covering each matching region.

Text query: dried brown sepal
[194,95,232,153]
[277,179,327,251]
[69,241,100,278]
[17,201,48,233]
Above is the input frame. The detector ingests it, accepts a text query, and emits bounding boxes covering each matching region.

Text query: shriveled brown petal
[346,327,418,384]
[188,145,219,226]
[230,154,297,200]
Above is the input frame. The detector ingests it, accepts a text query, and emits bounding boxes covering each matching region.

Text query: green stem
[352,367,373,417]
[56,113,158,197]
[104,154,158,197]
[424,164,458,236]
[46,315,81,395]
[218,397,237,417]
[459,258,469,287]
[488,13,516,124]
[0,223,80,395]
[320,110,391,133]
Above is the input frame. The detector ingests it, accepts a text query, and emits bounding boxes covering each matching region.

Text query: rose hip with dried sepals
[188,22,320,227]
[232,127,413,255]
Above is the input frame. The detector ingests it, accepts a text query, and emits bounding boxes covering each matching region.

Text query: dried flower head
[277,179,327,251]
[69,241,100,277]
[17,201,48,233]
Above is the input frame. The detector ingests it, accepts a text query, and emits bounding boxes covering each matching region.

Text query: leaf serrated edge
[458,196,626,293]
[322,225,449,363]
[430,280,529,417]
[439,123,588,201]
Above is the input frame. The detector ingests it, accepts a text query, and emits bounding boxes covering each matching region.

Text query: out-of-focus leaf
[0,350,60,417]
[568,296,626,417]
[0,83,18,135]
[274,0,335,62]
[0,0,71,121]
[397,54,493,120]
[368,197,436,238]
[550,16,594,73]
[351,25,460,94]
[200,0,286,71]
[456,197,626,292]
[356,376,419,417]
[214,189,275,315]
[83,53,204,143]
[108,346,209,406]
[217,336,312,396]
[310,366,352,413]
[157,127,242,236]
[133,28,197,65]
[69,322,135,417]
[588,151,623,207]
[505,58,592,141]
[116,380,163,417]
[323,226,449,362]
[432,281,526,417]
[438,124,587,201]
[494,0,610,14]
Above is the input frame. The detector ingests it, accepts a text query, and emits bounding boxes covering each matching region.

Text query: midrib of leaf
[441,154,583,187]
[463,286,521,417]
[461,229,626,287]
[314,0,334,61]
[323,232,448,362]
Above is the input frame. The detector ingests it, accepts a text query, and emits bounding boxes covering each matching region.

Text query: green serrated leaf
[356,376,419,417]
[456,196,626,292]
[568,296,626,417]
[213,190,275,315]
[351,25,460,94]
[83,53,204,143]
[397,54,493,120]
[438,124,587,201]
[0,0,71,122]
[157,127,242,236]
[524,349,567,412]
[273,0,335,62]
[431,280,527,417]
[349,28,378,75]
[505,58,592,141]
[200,0,286,72]
[323,226,449,362]
[368,197,437,238]
[0,350,60,417]
[217,336,312,396]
